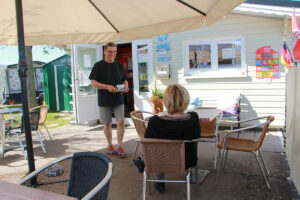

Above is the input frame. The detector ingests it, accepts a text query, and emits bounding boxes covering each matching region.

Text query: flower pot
[8,99,14,105]
[150,98,163,114]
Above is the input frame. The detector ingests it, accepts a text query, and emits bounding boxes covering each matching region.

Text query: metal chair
[30,105,52,141]
[130,110,154,164]
[19,152,113,200]
[5,111,46,159]
[216,116,274,190]
[140,138,193,200]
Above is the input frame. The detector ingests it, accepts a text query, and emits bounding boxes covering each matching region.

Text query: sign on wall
[156,35,170,79]
[256,46,280,79]
[155,64,169,79]
[156,35,170,62]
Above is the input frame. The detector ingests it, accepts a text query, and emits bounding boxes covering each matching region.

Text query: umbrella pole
[15,0,36,185]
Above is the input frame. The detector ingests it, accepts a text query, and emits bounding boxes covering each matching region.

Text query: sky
[0,45,66,65]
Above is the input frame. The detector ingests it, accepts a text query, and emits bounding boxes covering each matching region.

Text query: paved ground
[0,123,299,200]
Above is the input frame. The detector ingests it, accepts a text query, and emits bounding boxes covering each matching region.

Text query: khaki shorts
[99,104,124,124]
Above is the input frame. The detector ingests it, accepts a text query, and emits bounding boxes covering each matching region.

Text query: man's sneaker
[107,145,115,156]
[116,146,126,158]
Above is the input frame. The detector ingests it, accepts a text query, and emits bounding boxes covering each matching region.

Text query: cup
[116,84,125,91]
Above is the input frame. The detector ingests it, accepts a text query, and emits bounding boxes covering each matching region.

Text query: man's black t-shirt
[89,60,127,107]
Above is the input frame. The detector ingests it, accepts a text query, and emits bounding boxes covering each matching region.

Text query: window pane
[137,45,149,93]
[218,39,241,69]
[189,44,211,70]
[78,47,97,96]
[34,68,44,91]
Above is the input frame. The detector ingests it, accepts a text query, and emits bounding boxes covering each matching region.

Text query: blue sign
[157,55,171,61]
[158,35,168,41]
[156,41,170,51]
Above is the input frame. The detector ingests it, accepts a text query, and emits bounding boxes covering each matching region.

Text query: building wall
[6,62,45,103]
[286,68,300,194]
[153,14,289,127]
[0,65,8,104]
[43,55,72,111]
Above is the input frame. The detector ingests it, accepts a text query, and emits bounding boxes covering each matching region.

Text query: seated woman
[144,84,201,192]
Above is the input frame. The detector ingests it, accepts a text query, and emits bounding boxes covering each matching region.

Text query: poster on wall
[256,46,280,79]
[156,35,171,62]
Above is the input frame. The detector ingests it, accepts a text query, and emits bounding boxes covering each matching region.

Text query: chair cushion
[222,104,238,116]
[218,95,240,116]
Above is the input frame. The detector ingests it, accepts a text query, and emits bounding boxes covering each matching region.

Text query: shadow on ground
[0,124,298,199]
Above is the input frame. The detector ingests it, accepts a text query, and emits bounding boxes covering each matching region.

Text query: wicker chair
[18,152,113,200]
[140,138,193,200]
[5,111,46,159]
[130,110,154,164]
[216,116,274,190]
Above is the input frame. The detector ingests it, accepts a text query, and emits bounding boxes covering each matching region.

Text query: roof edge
[232,3,300,19]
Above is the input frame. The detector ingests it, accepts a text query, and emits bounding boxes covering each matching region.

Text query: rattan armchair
[140,138,194,200]
[19,152,113,200]
[216,116,274,190]
[130,110,154,164]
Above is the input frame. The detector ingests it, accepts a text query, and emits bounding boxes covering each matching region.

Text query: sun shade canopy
[0,0,245,45]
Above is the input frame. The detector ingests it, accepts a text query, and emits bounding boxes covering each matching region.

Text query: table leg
[190,168,210,184]
[9,112,14,128]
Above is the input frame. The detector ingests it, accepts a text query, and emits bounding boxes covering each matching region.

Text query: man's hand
[122,87,129,93]
[106,85,118,93]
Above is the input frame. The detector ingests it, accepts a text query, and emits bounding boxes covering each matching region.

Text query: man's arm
[91,80,118,93]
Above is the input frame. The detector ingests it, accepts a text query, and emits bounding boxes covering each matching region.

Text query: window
[77,46,97,96]
[137,44,150,93]
[184,37,246,78]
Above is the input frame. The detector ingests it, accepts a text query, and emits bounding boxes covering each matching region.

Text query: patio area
[0,123,298,200]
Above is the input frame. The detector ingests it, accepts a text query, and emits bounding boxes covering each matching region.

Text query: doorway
[116,43,134,117]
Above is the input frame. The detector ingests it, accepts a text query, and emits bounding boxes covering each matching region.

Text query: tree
[25,45,69,108]
[25,46,37,108]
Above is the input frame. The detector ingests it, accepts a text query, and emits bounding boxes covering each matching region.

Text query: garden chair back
[140,138,191,200]
[19,152,113,200]
[216,116,274,190]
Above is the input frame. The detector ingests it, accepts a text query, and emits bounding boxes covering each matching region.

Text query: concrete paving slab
[0,125,298,199]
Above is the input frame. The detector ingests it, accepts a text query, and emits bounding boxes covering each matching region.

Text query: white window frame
[184,36,247,79]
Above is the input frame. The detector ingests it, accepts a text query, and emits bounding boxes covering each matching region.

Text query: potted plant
[150,88,164,114]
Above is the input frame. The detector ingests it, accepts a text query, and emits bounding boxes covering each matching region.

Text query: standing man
[89,42,129,158]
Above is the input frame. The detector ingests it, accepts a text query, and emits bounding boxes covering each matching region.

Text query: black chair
[6,111,46,159]
[18,152,113,200]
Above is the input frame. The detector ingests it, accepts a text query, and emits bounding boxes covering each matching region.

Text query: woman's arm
[192,112,201,139]
[144,116,157,138]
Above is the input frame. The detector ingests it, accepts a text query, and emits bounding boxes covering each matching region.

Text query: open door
[132,39,154,112]
[71,44,102,124]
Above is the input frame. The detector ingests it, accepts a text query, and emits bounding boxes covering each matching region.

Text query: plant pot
[8,99,14,105]
[150,98,163,114]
